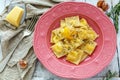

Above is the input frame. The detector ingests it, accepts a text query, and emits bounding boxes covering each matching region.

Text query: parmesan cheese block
[6,6,24,27]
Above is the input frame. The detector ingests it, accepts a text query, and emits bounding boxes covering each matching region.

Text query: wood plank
[85,0,98,5]
[117,16,120,77]
[4,0,12,7]
[106,0,113,12]
[0,0,5,15]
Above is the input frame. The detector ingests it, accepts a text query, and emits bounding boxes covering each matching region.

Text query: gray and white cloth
[0,0,71,80]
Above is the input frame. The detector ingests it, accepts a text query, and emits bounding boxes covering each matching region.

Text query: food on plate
[6,6,24,27]
[51,41,67,58]
[19,60,27,69]
[66,50,88,65]
[80,41,97,55]
[50,16,99,65]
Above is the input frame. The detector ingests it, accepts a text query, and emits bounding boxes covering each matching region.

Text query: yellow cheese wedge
[6,6,24,27]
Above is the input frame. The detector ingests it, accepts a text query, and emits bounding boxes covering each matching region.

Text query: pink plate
[33,2,116,79]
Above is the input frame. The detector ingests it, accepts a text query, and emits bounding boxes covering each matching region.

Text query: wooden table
[32,0,120,80]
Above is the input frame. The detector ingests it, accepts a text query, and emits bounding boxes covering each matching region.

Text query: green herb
[104,70,117,80]
[106,2,120,33]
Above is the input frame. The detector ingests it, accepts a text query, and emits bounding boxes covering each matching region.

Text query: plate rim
[33,2,117,79]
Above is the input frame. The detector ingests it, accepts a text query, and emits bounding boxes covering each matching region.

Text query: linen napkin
[0,0,72,80]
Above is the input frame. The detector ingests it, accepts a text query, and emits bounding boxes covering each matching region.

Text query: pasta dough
[51,16,99,65]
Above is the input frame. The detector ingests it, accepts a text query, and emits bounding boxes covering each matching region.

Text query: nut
[102,2,109,11]
[19,60,27,69]
[97,0,105,8]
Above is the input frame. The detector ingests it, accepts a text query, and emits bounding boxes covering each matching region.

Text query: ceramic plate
[33,2,116,79]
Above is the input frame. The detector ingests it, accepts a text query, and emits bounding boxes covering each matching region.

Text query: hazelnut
[97,0,105,8]
[102,2,109,11]
[19,60,28,69]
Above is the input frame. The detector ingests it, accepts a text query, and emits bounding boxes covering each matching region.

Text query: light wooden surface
[0,0,120,80]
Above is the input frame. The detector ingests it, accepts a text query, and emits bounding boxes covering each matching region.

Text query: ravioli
[51,41,67,58]
[81,41,97,55]
[65,16,81,27]
[51,28,63,43]
[51,16,99,65]
[66,50,88,65]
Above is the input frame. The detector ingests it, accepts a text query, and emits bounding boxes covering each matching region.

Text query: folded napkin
[0,0,71,80]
